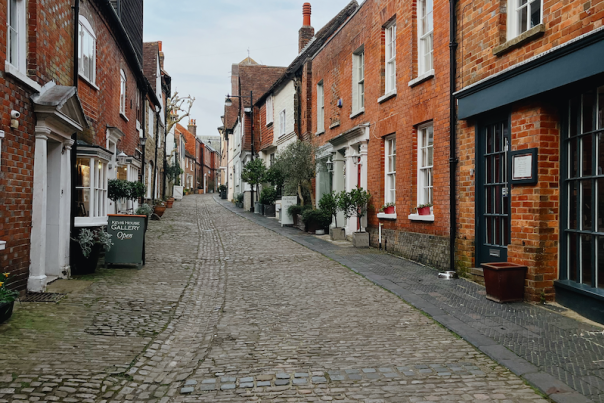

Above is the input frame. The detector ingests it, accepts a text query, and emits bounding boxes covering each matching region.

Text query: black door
[476,117,512,265]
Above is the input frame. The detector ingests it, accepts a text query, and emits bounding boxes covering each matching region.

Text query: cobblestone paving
[0,195,546,402]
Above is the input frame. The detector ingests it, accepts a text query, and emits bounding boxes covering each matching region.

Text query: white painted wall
[274,80,296,142]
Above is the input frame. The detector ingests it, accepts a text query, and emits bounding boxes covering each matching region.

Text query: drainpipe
[141,89,147,193]
[162,110,168,198]
[449,0,459,272]
[152,107,160,203]
[69,0,80,266]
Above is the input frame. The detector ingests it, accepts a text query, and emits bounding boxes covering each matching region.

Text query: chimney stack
[188,119,197,136]
[158,41,165,70]
[298,3,314,53]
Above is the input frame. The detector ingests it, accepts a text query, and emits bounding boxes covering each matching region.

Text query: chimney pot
[303,3,311,26]
[158,41,162,51]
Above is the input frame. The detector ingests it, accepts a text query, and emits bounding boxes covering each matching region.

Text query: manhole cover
[21,293,66,303]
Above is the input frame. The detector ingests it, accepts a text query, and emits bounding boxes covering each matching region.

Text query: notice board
[105,214,146,267]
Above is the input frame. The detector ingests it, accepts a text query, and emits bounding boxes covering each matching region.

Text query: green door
[476,117,512,265]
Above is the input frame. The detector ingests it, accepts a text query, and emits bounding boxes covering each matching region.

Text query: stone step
[468,267,485,285]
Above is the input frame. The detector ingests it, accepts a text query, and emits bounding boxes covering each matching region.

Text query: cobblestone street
[0,195,548,402]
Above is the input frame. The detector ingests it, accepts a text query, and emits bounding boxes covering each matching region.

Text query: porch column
[58,139,74,277]
[28,129,50,292]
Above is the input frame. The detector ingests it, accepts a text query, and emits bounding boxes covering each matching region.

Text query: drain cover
[20,293,66,303]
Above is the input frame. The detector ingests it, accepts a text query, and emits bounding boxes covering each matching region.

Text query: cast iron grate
[20,293,66,303]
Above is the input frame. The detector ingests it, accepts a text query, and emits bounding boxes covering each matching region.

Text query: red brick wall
[312,0,451,240]
[257,102,275,152]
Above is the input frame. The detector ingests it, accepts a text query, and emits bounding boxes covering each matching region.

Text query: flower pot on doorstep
[481,262,527,303]
[330,227,346,241]
[264,204,276,217]
[352,232,369,248]
[418,206,431,215]
[384,206,395,214]
[154,205,167,218]
[0,301,15,324]
[71,241,102,275]
[166,198,174,208]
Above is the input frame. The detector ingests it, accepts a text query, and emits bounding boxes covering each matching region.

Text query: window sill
[329,121,341,129]
[75,216,109,227]
[315,130,325,136]
[408,69,435,87]
[0,240,5,251]
[378,90,397,104]
[493,24,545,56]
[5,62,41,92]
[266,121,273,128]
[350,108,365,119]
[79,73,99,91]
[377,213,397,220]
[408,214,434,222]
[120,112,129,122]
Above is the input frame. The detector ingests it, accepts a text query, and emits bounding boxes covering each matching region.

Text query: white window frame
[418,0,433,75]
[385,136,396,205]
[385,23,396,94]
[75,157,108,226]
[78,16,97,85]
[148,106,154,138]
[266,95,274,125]
[120,69,126,115]
[7,0,26,72]
[352,48,365,115]
[317,81,324,134]
[507,0,543,40]
[417,123,434,208]
[279,109,286,137]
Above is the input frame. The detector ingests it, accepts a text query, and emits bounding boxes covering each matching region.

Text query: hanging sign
[105,214,146,267]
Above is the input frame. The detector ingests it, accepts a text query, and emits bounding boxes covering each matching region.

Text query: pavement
[0,194,591,402]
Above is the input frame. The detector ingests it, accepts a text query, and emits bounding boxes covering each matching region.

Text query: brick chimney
[158,41,165,70]
[299,3,314,53]
[188,119,197,136]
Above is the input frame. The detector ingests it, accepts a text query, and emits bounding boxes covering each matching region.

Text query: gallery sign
[105,214,147,267]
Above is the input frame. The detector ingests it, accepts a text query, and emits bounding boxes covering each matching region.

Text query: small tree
[337,190,354,225]
[349,187,371,233]
[318,191,340,228]
[264,163,285,197]
[277,140,318,206]
[241,158,267,202]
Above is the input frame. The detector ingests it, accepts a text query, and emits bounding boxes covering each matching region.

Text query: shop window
[76,157,107,221]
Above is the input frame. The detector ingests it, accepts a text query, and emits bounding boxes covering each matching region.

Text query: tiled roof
[176,123,197,157]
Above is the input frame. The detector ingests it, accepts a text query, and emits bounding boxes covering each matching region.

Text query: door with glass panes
[562,86,604,288]
[476,117,511,265]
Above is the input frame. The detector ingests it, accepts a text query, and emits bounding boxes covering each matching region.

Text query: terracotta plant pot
[482,262,527,303]
[166,199,174,208]
[0,301,15,324]
[418,206,431,215]
[154,205,166,217]
[384,206,395,214]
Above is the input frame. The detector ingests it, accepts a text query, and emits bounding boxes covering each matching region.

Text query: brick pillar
[507,102,560,302]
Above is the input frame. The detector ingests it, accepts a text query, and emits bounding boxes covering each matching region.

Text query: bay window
[76,156,109,226]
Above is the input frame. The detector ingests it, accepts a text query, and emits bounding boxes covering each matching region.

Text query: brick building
[0,0,159,292]
[311,0,452,269]
[454,0,604,319]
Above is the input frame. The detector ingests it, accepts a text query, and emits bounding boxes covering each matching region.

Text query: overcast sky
[143,0,354,138]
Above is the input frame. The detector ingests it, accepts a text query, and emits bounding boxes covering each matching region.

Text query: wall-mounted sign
[105,214,146,267]
[510,148,538,185]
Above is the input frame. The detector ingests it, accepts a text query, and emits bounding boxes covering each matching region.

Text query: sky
[143,0,355,139]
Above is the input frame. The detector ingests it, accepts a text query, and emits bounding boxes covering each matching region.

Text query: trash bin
[481,262,527,303]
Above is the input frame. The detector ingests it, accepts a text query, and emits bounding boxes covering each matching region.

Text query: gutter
[69,0,80,267]
[449,0,458,272]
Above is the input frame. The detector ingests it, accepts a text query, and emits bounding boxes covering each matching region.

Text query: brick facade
[311,0,452,269]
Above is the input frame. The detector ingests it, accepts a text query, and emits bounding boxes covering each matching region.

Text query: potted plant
[380,202,395,215]
[336,190,355,240]
[302,209,332,234]
[241,159,267,214]
[0,272,19,324]
[153,199,167,218]
[72,227,114,275]
[348,188,371,248]
[260,187,278,217]
[166,197,175,208]
[235,193,244,208]
[417,203,432,215]
[320,192,346,241]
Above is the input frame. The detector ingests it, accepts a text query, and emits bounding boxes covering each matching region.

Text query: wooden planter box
[481,262,527,303]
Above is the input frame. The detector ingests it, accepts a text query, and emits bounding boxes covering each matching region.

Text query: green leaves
[108,179,147,202]
[241,158,267,187]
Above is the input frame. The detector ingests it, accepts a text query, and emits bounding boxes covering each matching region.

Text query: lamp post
[225,91,255,212]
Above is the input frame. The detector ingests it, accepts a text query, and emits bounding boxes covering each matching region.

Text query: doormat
[20,293,66,303]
